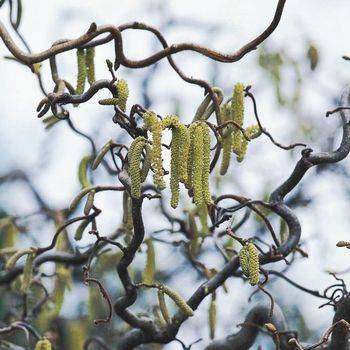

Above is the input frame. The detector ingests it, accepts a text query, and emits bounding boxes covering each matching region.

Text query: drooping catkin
[160,285,194,317]
[188,211,199,257]
[78,155,92,189]
[85,47,95,85]
[69,187,93,212]
[92,140,113,170]
[170,125,181,208]
[186,123,197,189]
[239,245,250,277]
[21,248,36,293]
[143,240,155,285]
[143,111,165,190]
[236,124,261,162]
[74,219,90,241]
[141,144,152,182]
[201,122,211,204]
[220,104,233,175]
[307,43,319,71]
[231,83,245,155]
[247,242,260,286]
[158,290,171,324]
[83,190,95,215]
[178,124,190,185]
[34,338,52,350]
[209,296,216,339]
[192,123,204,205]
[122,191,133,234]
[197,204,209,236]
[128,137,148,198]
[53,265,72,316]
[6,248,33,270]
[116,79,129,112]
[76,48,86,95]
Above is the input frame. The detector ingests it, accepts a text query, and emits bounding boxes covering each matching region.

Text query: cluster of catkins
[220,83,261,175]
[128,112,212,209]
[238,242,260,286]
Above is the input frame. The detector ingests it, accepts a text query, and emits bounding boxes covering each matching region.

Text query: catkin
[247,242,260,286]
[239,245,250,277]
[158,290,171,324]
[76,48,86,95]
[78,155,92,189]
[170,126,181,208]
[85,47,95,85]
[34,339,52,350]
[188,211,199,257]
[186,123,197,189]
[192,123,204,205]
[122,191,133,234]
[209,297,216,339]
[178,124,190,185]
[99,98,118,105]
[116,79,129,112]
[307,43,319,71]
[232,83,245,155]
[70,187,93,212]
[92,140,113,170]
[236,124,261,162]
[83,190,95,215]
[128,137,148,198]
[160,285,194,317]
[20,249,36,293]
[141,144,152,182]
[6,248,33,270]
[201,122,211,204]
[143,111,165,190]
[220,104,233,175]
[74,219,90,241]
[143,240,155,285]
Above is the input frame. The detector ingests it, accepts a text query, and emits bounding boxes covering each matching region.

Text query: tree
[1,0,350,349]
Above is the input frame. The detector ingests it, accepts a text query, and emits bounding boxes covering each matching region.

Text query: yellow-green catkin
[236,125,261,162]
[178,124,190,185]
[116,79,129,112]
[209,296,216,339]
[128,137,148,198]
[307,43,319,71]
[78,155,92,189]
[170,126,181,208]
[66,321,86,350]
[85,47,95,85]
[52,265,72,316]
[0,218,17,249]
[186,123,197,189]
[143,111,165,190]
[231,83,245,155]
[192,123,204,205]
[34,338,52,350]
[201,122,211,205]
[6,248,33,270]
[160,285,194,317]
[74,219,90,241]
[188,211,199,257]
[197,204,209,236]
[122,191,133,235]
[247,242,260,286]
[83,190,95,215]
[158,290,171,324]
[76,48,86,95]
[141,144,152,182]
[239,245,250,277]
[143,240,155,285]
[220,104,233,175]
[20,249,36,293]
[92,140,113,170]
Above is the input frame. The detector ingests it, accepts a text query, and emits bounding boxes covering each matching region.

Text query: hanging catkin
[34,339,52,350]
[76,48,86,95]
[247,242,260,286]
[143,240,155,285]
[85,47,95,85]
[78,155,92,189]
[128,137,148,198]
[220,103,233,175]
[160,285,194,317]
[20,248,36,293]
[158,290,171,324]
[143,111,165,190]
[231,83,245,155]
[208,295,216,339]
[116,79,129,112]
[192,123,204,205]
[201,122,211,204]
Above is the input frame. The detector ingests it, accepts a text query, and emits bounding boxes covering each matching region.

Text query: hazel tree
[1,1,350,349]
